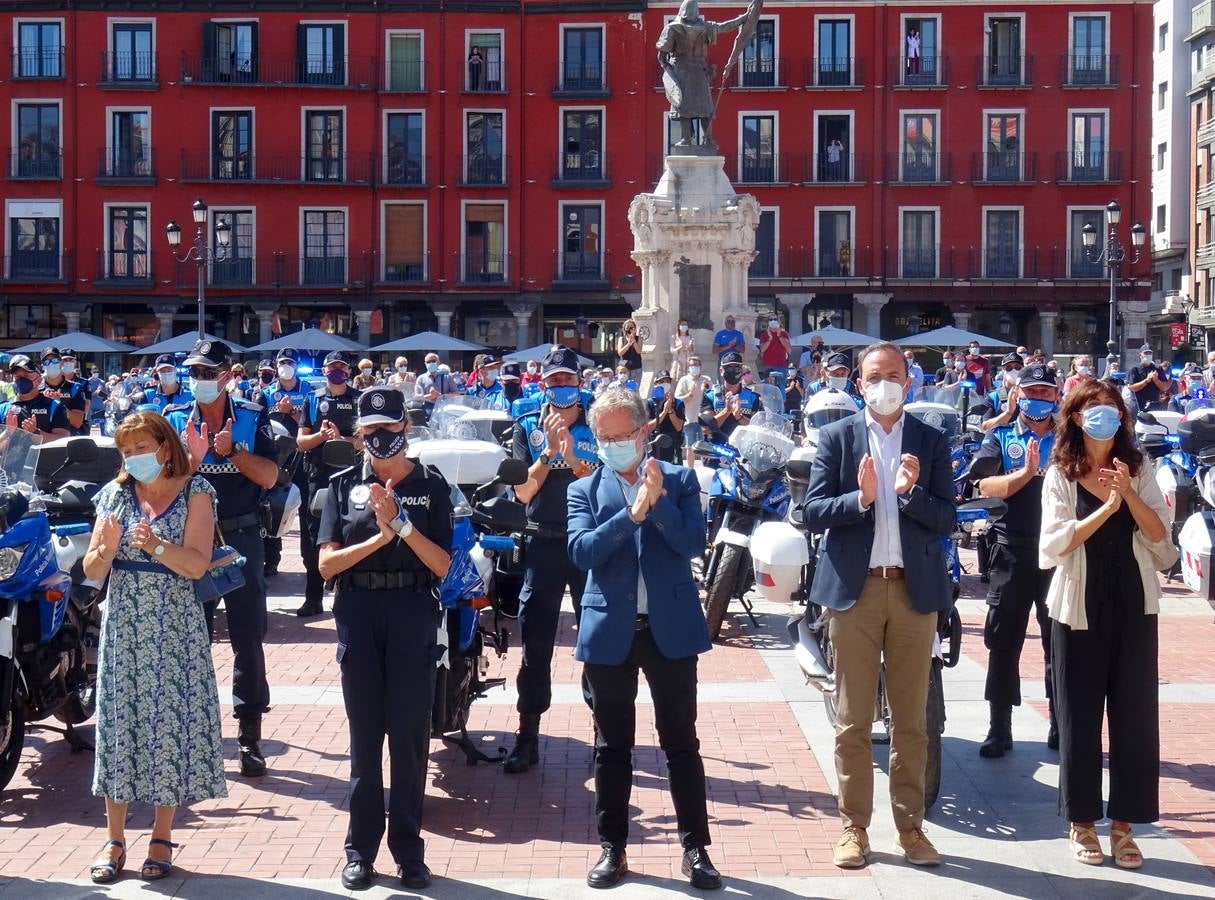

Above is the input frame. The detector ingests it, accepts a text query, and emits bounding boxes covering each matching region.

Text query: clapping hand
[19,415,38,435]
[212,418,235,457]
[4,409,18,434]
[631,458,666,522]
[894,453,920,494]
[42,388,61,400]
[130,518,160,554]
[274,396,294,415]
[1098,457,1133,497]
[97,514,121,559]
[369,478,401,532]
[858,453,878,507]
[185,418,210,463]
[1020,438,1040,479]
[543,413,573,460]
[319,419,341,442]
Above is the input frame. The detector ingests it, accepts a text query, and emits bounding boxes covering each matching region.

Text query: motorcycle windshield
[0,428,40,493]
[427,398,513,444]
[730,411,794,474]
[906,403,960,442]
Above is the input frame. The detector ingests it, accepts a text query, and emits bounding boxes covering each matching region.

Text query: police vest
[987,389,1007,414]
[517,393,599,467]
[705,386,759,412]
[469,380,509,411]
[265,380,312,414]
[307,390,360,436]
[991,422,1055,478]
[147,386,194,415]
[165,398,263,475]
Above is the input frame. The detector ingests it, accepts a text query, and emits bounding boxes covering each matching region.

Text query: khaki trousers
[828,576,937,832]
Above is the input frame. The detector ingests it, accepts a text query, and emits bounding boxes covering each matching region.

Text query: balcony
[1190,0,1215,39]
[807,152,867,184]
[971,150,1037,184]
[726,153,791,185]
[897,246,941,279]
[8,148,62,180]
[179,53,376,89]
[554,250,609,287]
[1198,242,1215,270]
[461,154,508,187]
[94,250,153,287]
[3,251,70,283]
[552,61,608,97]
[750,249,776,278]
[730,57,788,89]
[1061,54,1118,88]
[1064,247,1105,279]
[300,255,353,287]
[464,61,507,93]
[460,253,509,285]
[976,245,1028,279]
[382,153,428,187]
[887,151,952,184]
[174,253,374,288]
[374,250,430,285]
[1199,180,1215,211]
[1198,118,1215,149]
[977,54,1032,88]
[891,54,948,88]
[806,57,862,88]
[1056,150,1122,183]
[178,151,373,185]
[12,47,63,79]
[382,59,427,92]
[552,152,609,188]
[745,246,874,280]
[99,51,159,88]
[1196,57,1215,91]
[97,148,156,183]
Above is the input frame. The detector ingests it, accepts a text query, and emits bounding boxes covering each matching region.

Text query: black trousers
[584,626,710,851]
[1052,596,1159,824]
[516,535,587,716]
[335,587,438,866]
[984,541,1054,711]
[203,525,270,719]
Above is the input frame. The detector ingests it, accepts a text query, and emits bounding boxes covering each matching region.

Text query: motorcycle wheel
[55,606,100,726]
[0,704,25,791]
[924,658,945,809]
[704,543,745,640]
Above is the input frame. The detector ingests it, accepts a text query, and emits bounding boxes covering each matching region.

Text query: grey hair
[588,388,648,434]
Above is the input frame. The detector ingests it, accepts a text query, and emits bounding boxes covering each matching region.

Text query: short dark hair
[858,342,909,375]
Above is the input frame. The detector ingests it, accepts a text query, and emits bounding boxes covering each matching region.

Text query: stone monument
[629,0,764,378]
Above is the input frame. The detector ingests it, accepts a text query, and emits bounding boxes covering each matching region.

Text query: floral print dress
[92,475,227,806]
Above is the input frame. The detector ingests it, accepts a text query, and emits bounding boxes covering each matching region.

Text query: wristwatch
[153,540,166,557]
[390,517,414,538]
[538,452,554,466]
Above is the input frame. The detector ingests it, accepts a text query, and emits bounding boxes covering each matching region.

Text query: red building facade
[2,1,1151,359]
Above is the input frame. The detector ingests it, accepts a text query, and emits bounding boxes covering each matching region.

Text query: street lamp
[166,198,232,335]
[1082,199,1145,373]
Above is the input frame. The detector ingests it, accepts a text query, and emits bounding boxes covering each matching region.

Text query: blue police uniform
[700,386,761,442]
[146,385,194,415]
[510,393,542,420]
[468,379,510,411]
[45,377,90,435]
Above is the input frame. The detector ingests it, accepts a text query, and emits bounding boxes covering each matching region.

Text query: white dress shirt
[863,409,905,568]
[610,465,649,615]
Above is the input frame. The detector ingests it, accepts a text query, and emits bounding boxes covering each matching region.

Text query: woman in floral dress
[82,412,225,883]
[670,318,695,384]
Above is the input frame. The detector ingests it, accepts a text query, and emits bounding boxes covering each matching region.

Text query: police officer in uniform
[978,353,1025,433]
[318,387,453,891]
[468,354,509,411]
[965,362,1060,757]
[700,351,762,443]
[500,361,526,411]
[0,355,70,441]
[808,352,863,409]
[260,350,313,579]
[39,347,89,435]
[647,370,685,464]
[296,350,361,617]
[165,339,279,777]
[505,346,599,774]
[146,354,193,414]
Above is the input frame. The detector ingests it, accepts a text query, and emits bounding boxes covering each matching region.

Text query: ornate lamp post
[166,199,231,335]
[1081,199,1145,373]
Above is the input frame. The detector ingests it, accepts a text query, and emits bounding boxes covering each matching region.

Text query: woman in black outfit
[617,319,643,382]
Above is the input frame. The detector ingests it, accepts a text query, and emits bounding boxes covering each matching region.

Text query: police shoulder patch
[529,428,546,448]
[320,400,331,415]
[1006,441,1025,460]
[349,484,371,506]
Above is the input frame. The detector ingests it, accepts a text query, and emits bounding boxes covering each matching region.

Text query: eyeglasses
[599,425,642,444]
[189,366,225,380]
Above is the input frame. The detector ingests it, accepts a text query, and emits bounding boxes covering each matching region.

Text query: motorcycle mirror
[407,407,429,427]
[692,440,717,457]
[787,459,813,481]
[1137,411,1160,426]
[321,439,357,469]
[475,495,528,532]
[495,457,529,487]
[649,433,673,451]
[64,438,99,464]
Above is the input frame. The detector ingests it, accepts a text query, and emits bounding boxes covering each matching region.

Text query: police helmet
[803,387,859,431]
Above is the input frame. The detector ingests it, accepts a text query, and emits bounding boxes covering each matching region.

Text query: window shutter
[249,23,259,80]
[465,204,503,224]
[296,25,307,82]
[334,24,346,83]
[385,205,424,265]
[201,22,215,80]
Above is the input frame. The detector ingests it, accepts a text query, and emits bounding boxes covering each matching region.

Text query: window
[111,23,154,81]
[465,111,504,184]
[212,111,252,180]
[298,24,344,85]
[464,203,505,282]
[303,210,345,283]
[1159,23,1168,54]
[751,210,776,277]
[9,216,59,278]
[1070,209,1103,277]
[211,210,253,285]
[386,112,424,185]
[1157,204,1167,233]
[387,32,423,91]
[902,112,937,181]
[1159,82,1168,111]
[383,204,425,282]
[561,110,603,180]
[203,21,257,82]
[817,209,851,276]
[984,209,1020,277]
[16,104,60,178]
[305,110,343,182]
[1072,16,1107,84]
[740,114,775,182]
[741,20,776,87]
[1070,112,1106,180]
[562,27,603,89]
[902,210,936,277]
[817,20,851,86]
[16,21,61,78]
[985,17,1022,85]
[562,204,602,279]
[1171,268,1183,291]
[107,206,148,278]
[902,17,939,85]
[1152,271,1165,293]
[467,32,503,91]
[1157,142,1167,171]
[666,114,702,152]
[985,113,1021,181]
[108,110,151,178]
[816,114,851,182]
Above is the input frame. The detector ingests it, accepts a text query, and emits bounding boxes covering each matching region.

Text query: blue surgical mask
[123,449,164,484]
[598,438,641,473]
[1081,404,1121,441]
[1018,397,1057,421]
[545,385,580,409]
[14,376,35,395]
[159,371,177,389]
[426,361,438,373]
[43,363,61,379]
[651,385,667,401]
[192,378,221,404]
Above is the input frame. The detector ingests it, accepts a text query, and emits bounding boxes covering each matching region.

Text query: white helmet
[803,388,858,432]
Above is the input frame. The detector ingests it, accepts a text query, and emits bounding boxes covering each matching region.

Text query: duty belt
[219,512,262,533]
[529,525,567,542]
[344,570,431,591]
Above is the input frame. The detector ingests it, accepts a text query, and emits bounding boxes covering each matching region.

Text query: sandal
[89,839,126,884]
[1111,826,1144,870]
[1069,824,1104,866]
[140,838,178,881]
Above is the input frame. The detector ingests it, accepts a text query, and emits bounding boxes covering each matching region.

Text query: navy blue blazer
[567,461,712,665]
[801,412,956,614]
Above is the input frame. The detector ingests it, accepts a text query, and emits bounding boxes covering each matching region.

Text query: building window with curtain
[16,103,60,178]
[467,32,503,91]
[305,110,343,181]
[203,21,257,82]
[984,209,1020,278]
[742,20,776,86]
[985,112,1020,181]
[383,204,425,282]
[10,216,60,279]
[562,205,602,280]
[108,206,149,279]
[465,111,504,184]
[298,24,344,85]
[902,113,937,182]
[902,210,936,278]
[561,110,602,180]
[562,27,603,90]
[211,210,253,285]
[1070,112,1106,181]
[1069,209,1103,277]
[386,32,423,91]
[740,114,776,182]
[1071,16,1107,84]
[212,110,252,180]
[110,22,154,81]
[16,21,62,78]
[303,209,345,284]
[464,204,505,282]
[817,210,852,276]
[817,19,852,86]
[108,109,151,178]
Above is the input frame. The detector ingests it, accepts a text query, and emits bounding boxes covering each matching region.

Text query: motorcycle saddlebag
[750,521,809,604]
[1178,411,1215,456]
[1179,510,1215,610]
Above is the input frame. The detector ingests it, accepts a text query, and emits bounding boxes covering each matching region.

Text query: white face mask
[863,379,904,416]
[277,364,295,381]
[689,365,701,376]
[769,320,780,329]
[527,364,538,374]
[679,324,689,333]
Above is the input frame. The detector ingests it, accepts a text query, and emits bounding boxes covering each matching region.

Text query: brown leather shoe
[896,827,941,866]
[832,826,870,869]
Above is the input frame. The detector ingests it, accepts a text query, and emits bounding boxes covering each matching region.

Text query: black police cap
[184,339,232,368]
[1001,352,1024,367]
[323,350,353,367]
[276,348,300,364]
[258,358,275,372]
[541,345,580,376]
[154,354,177,369]
[356,387,406,426]
[825,352,850,371]
[1018,364,1057,389]
[720,351,744,367]
[8,354,35,373]
[39,346,60,361]
[501,362,521,381]
[60,348,76,360]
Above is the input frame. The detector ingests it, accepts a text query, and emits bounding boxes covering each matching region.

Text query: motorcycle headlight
[0,546,25,581]
[738,470,772,502]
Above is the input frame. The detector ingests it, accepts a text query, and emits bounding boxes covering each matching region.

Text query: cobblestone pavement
[1,536,1213,898]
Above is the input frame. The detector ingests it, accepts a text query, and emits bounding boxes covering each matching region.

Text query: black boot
[238,715,267,777]
[295,597,323,617]
[503,713,541,775]
[978,704,1013,759]
[1046,706,1060,750]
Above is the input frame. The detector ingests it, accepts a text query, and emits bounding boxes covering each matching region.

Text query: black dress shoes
[586,847,627,889]
[682,847,723,890]
[341,861,375,890]
[398,861,432,890]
